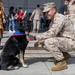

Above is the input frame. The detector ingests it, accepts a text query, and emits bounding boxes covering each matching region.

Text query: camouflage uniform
[68,3,75,29]
[36,13,75,61]
[68,3,75,14]
[30,7,43,32]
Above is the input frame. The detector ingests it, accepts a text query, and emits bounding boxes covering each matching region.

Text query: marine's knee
[44,38,53,46]
[44,39,49,46]
[44,39,51,49]
[44,38,57,50]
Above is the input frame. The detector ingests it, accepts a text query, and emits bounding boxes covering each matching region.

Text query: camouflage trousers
[44,37,75,61]
[33,19,40,30]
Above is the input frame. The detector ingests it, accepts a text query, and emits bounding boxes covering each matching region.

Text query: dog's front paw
[23,64,28,68]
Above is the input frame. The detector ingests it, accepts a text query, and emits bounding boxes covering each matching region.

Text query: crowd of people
[8,6,27,33]
[3,5,50,33]
[7,5,50,33]
[4,0,75,34]
[0,0,74,33]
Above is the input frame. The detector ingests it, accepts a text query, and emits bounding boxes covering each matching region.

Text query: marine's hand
[34,41,40,48]
[26,35,34,41]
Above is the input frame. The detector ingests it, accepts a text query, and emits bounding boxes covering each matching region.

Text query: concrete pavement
[0,31,75,75]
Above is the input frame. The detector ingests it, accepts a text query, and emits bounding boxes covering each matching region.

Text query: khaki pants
[33,20,40,30]
[44,37,75,61]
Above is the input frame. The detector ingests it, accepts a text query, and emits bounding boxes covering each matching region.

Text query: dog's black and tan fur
[0,21,29,70]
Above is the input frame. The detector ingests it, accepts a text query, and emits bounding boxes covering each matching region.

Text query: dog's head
[17,20,30,32]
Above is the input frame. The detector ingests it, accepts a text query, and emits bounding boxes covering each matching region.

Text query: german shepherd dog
[0,20,30,70]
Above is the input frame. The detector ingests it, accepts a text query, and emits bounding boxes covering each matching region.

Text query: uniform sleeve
[68,2,72,7]
[36,16,65,40]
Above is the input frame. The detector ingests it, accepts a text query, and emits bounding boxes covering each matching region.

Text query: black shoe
[0,46,3,50]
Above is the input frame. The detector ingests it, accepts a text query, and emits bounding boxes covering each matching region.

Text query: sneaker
[9,30,12,33]
[51,60,68,71]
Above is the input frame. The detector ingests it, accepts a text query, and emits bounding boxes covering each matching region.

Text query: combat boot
[35,29,37,33]
[62,52,71,60]
[55,52,71,63]
[33,29,36,33]
[36,30,39,33]
[51,60,68,71]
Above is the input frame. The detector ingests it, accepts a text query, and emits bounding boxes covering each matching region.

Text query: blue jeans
[15,21,20,30]
[40,23,44,30]
[9,20,15,31]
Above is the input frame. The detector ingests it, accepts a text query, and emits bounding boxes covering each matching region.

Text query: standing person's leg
[12,20,15,33]
[33,20,37,33]
[9,20,12,32]
[15,21,17,30]
[16,21,19,30]
[40,21,43,30]
[16,21,20,30]
[40,19,42,30]
[41,23,44,30]
[37,20,40,33]
[44,37,74,71]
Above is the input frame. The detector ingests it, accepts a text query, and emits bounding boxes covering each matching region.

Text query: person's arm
[29,10,35,21]
[2,14,6,24]
[0,1,4,12]
[0,1,5,23]
[64,5,68,15]
[34,16,65,48]
[64,12,67,15]
[27,15,65,47]
[35,16,65,41]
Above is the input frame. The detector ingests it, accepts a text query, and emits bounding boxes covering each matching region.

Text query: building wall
[2,0,64,14]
